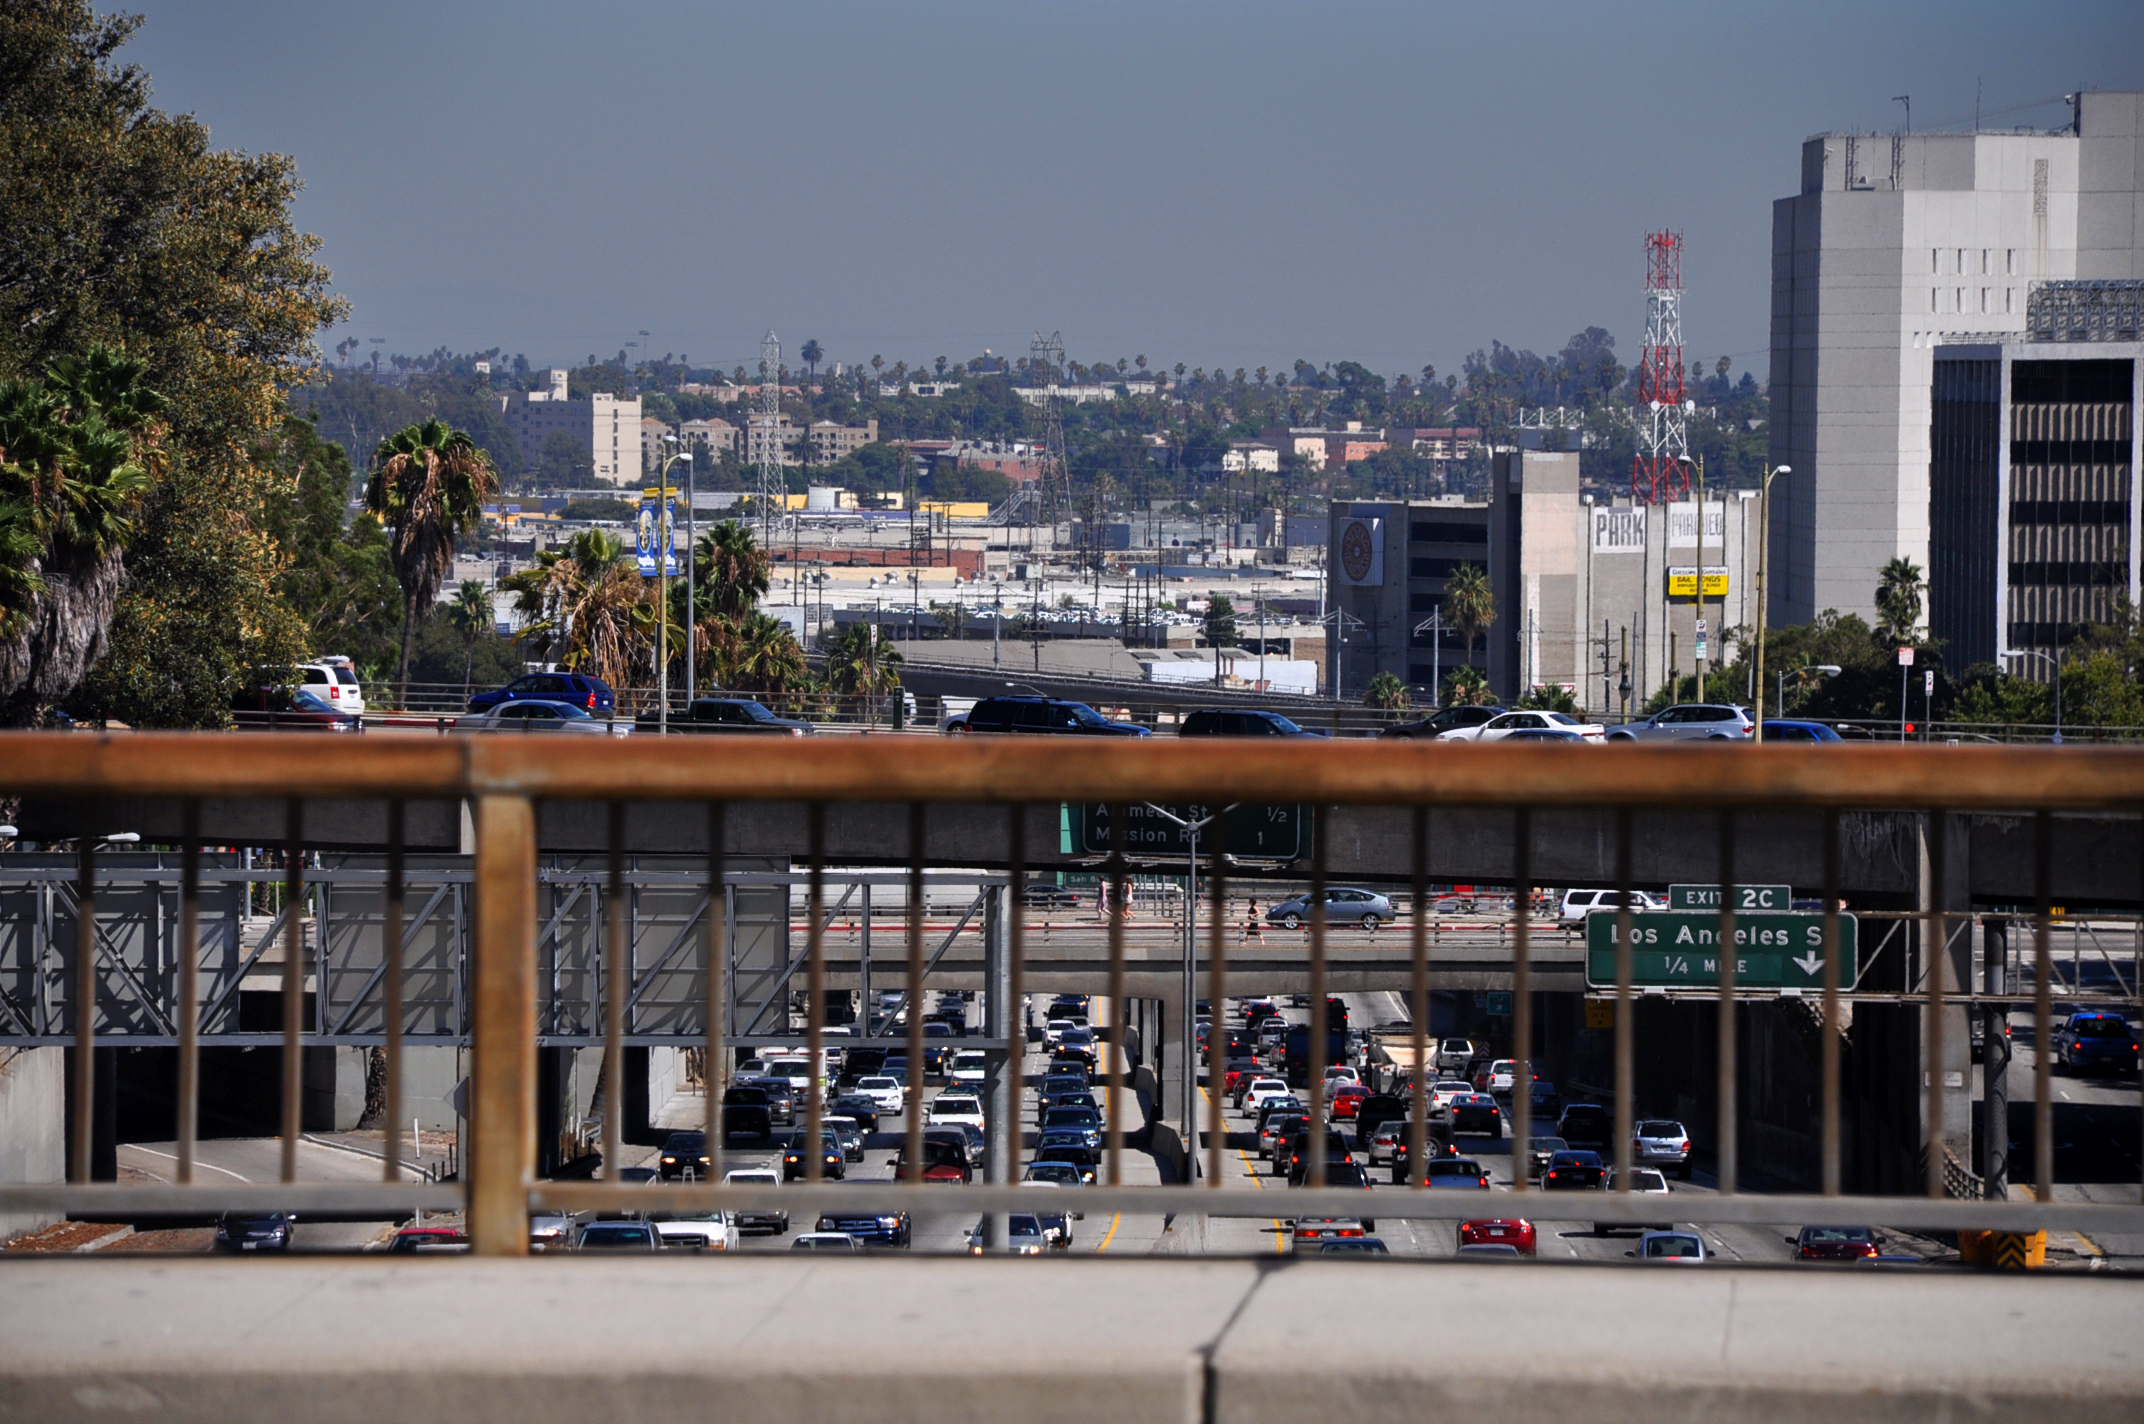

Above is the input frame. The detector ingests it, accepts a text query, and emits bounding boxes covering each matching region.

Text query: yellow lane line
[1097,1213,1122,1252]
[1204,1086,1287,1256]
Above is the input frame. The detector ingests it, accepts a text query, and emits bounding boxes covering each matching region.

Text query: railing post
[470,794,537,1256]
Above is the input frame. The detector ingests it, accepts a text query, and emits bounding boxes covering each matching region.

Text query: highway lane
[1996,1019,2142,1267]
[116,1137,410,1252]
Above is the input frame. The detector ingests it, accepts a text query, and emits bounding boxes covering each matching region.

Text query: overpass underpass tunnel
[6,742,2141,1266]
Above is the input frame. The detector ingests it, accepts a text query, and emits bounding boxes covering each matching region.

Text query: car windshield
[1546,712,1582,725]
[1428,1160,1481,1175]
[858,1077,896,1090]
[580,1225,650,1245]
[1551,1152,1600,1167]
[536,701,592,719]
[1264,714,1305,734]
[1804,1227,1875,1242]
[2075,1018,2129,1038]
[936,1097,981,1114]
[1637,1121,1683,1137]
[1628,1170,1669,1191]
[1646,1235,1702,1257]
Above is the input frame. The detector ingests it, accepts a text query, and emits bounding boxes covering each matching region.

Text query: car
[527,1212,575,1252]
[214,1211,294,1251]
[1475,1059,1518,1095]
[1178,709,1325,737]
[1423,1157,1491,1189]
[1378,705,1506,740]
[1022,884,1080,909]
[855,1075,906,1116]
[1633,1230,1707,1262]
[575,1221,661,1251]
[1291,1217,1370,1245]
[1557,1103,1613,1150]
[1459,710,1606,743]
[1633,1119,1692,1177]
[1524,1137,1569,1178]
[1034,1072,1088,1103]
[1500,727,1588,742]
[1042,1018,1078,1049]
[651,1213,740,1252]
[1220,1059,1262,1100]
[1265,888,1394,931]
[657,1130,712,1180]
[1386,1129,1456,1183]
[815,1197,912,1248]
[297,657,366,715]
[1557,888,1667,926]
[1041,1104,1103,1137]
[2052,1011,2140,1074]
[1029,1145,1098,1184]
[639,696,813,735]
[1455,1242,1523,1258]
[952,695,1152,737]
[1433,1037,1477,1074]
[1528,1079,1563,1118]
[891,1137,973,1183]
[782,1130,847,1181]
[720,1167,788,1234]
[1317,1237,1391,1255]
[1352,1094,1410,1149]
[1019,1183,1079,1247]
[1448,1094,1504,1136]
[828,1094,882,1135]
[1330,1084,1371,1120]
[1458,1218,1536,1255]
[231,686,364,733]
[1607,703,1755,742]
[1543,1150,1607,1190]
[1037,1127,1098,1157]
[1796,1226,1880,1261]
[468,670,617,715]
[454,699,623,735]
[928,1094,987,1130]
[1242,1078,1293,1113]
[386,1225,469,1253]
[1364,1122,1406,1166]
[1023,1161,1086,1188]
[1054,1027,1098,1066]
[720,1085,775,1139]
[1595,1167,1675,1234]
[1260,1113,1310,1161]
[1758,719,1845,743]
[966,1213,1050,1256]
[1281,1129,1356,1185]
[790,1231,867,1253]
[941,1122,988,1170]
[947,1050,989,1087]
[822,1116,867,1162]
[1426,1080,1474,1113]
[1323,1064,1361,1089]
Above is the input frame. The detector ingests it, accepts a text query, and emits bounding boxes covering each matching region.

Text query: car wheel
[1279,913,1302,930]
[1360,914,1382,931]
[1607,732,1635,742]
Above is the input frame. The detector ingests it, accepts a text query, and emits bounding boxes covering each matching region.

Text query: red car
[1221,1060,1260,1098]
[1458,1218,1535,1256]
[1796,1226,1879,1261]
[1331,1084,1371,1120]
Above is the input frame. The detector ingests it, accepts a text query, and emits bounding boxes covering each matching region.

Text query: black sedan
[782,1131,847,1181]
[1542,1149,1607,1190]
[1448,1093,1504,1137]
[639,696,814,736]
[828,1094,882,1135]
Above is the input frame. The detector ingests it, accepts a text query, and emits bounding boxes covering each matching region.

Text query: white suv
[299,657,365,715]
[1558,889,1666,926]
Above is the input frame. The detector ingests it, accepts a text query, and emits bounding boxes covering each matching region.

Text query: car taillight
[587,693,597,708]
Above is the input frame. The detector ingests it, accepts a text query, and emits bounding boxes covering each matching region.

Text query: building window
[1957,248,1967,273]
[1981,288,1990,314]
[1982,249,1993,275]
[2007,249,2018,276]
[1956,288,1966,312]
[2006,287,2015,314]
[1932,248,1943,274]
[1931,288,1940,313]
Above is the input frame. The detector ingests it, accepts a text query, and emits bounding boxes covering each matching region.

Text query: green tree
[365,419,499,706]
[822,620,903,717]
[1516,684,1580,714]
[502,528,648,691]
[445,579,494,696]
[1442,664,1494,707]
[0,347,162,722]
[720,612,814,707]
[1202,594,1237,648]
[1875,557,1925,643]
[1443,564,1494,667]
[1364,670,1408,715]
[800,340,824,385]
[693,520,772,622]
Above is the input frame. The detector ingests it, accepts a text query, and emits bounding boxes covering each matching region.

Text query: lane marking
[1096,1213,1122,1252]
[121,1144,249,1183]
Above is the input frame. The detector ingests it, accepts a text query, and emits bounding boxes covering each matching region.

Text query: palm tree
[823,620,902,719]
[445,580,494,698]
[693,520,771,623]
[366,419,498,707]
[501,528,647,691]
[1876,557,1925,642]
[0,346,162,725]
[726,612,814,705]
[1443,664,1493,708]
[1442,564,1495,672]
[1364,670,1409,716]
[800,340,824,387]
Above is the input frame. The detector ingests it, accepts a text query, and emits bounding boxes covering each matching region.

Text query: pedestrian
[1244,896,1264,943]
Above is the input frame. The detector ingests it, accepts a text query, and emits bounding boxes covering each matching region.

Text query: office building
[499,369,641,485]
[1769,92,2144,628]
[1930,289,2141,673]
[1328,497,1492,697]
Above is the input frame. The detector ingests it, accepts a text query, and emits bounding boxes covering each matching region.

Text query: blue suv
[2052,1011,2139,1075]
[468,671,616,715]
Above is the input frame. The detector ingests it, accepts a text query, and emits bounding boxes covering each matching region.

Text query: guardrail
[3,734,2141,1255]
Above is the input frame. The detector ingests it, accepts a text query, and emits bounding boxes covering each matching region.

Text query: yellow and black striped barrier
[1959,1228,2046,1269]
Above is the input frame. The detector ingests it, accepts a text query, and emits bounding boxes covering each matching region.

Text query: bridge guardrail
[2,734,2141,1255]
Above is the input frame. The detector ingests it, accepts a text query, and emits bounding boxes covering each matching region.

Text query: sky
[127,1,2144,384]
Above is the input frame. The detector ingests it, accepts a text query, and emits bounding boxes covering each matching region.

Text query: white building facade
[500,369,643,485]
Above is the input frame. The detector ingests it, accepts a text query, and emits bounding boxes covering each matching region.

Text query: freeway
[113,1137,414,1252]
[1995,1023,2143,1269]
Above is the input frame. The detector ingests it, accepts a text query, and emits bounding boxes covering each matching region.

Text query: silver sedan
[453,699,629,736]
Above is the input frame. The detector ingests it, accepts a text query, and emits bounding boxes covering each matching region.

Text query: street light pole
[1751,464,1789,743]
[654,446,692,736]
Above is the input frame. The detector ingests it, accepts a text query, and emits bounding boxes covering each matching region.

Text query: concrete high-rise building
[1769,92,2144,628]
[499,369,642,486]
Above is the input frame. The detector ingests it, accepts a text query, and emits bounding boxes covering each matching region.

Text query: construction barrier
[1958,1228,2046,1269]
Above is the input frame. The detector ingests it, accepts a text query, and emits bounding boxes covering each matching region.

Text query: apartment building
[498,369,641,485]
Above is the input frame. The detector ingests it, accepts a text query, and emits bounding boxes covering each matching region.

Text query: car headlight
[879,1215,901,1227]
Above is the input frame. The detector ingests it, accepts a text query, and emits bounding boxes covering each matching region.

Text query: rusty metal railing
[3,733,2142,1255]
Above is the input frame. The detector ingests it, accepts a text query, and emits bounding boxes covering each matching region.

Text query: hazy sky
[128,1,2142,383]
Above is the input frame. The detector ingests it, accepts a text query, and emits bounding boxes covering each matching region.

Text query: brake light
[588,692,597,708]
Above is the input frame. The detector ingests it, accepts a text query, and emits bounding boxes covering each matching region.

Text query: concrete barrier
[2,1257,2137,1423]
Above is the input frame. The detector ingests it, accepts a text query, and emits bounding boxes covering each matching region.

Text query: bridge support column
[469,794,536,1258]
[1981,918,2011,1197]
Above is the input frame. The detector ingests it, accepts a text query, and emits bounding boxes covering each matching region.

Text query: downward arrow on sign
[1791,952,1824,977]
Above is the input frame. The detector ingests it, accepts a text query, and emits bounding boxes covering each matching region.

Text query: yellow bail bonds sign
[1584,911,1858,990]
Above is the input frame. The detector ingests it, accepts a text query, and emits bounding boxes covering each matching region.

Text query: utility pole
[1752,464,1789,742]
[1693,454,1708,697]
[1618,625,1632,722]
[683,443,696,701]
[1413,607,1448,706]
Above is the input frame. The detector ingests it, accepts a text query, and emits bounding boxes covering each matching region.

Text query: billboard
[636,491,679,578]
[1335,516,1384,586]
[1591,504,1646,553]
[1666,566,1729,597]
[1666,501,1726,548]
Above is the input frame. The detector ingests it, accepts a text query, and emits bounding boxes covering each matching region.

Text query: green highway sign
[1668,883,1793,912]
[1585,910,1858,990]
[1067,802,1309,861]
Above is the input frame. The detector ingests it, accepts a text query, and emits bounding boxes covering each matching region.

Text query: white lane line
[121,1144,250,1182]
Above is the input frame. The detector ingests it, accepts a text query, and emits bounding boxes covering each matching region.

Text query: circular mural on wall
[1339,520,1375,583]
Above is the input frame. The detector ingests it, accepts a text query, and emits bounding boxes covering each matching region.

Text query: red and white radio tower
[1631,231,1691,505]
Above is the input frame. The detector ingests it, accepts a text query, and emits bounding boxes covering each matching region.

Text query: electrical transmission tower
[1631,232,1692,505]
[755,329,784,544]
[1027,331,1073,553]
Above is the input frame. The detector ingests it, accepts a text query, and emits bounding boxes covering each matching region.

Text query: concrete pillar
[1981,918,2011,1197]
[982,885,1013,1187]
[1923,814,1973,1173]
[0,1047,68,1241]
[63,1046,116,1183]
